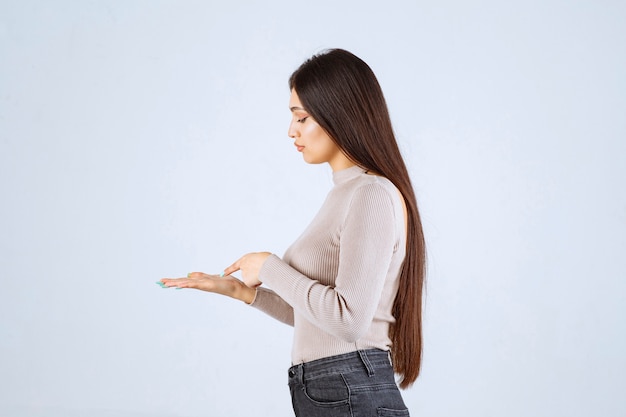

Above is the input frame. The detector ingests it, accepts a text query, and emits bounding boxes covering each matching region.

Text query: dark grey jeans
[288,349,410,417]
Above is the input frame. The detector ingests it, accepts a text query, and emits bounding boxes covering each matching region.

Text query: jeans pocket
[377,406,410,417]
[303,373,350,406]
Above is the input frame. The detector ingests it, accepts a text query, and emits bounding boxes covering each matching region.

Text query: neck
[328,155,355,172]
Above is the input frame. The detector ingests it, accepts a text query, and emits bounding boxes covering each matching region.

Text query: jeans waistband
[288,349,392,382]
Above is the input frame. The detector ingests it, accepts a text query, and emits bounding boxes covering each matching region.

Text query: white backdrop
[1,1,625,416]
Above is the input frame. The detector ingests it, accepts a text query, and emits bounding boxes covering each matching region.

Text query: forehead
[289,89,304,111]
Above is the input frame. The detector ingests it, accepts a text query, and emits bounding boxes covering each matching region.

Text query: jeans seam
[340,373,355,417]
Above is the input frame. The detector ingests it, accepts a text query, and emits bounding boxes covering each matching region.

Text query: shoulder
[345,175,401,213]
[349,173,399,197]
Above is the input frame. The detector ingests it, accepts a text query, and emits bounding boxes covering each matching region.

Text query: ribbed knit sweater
[252,165,407,365]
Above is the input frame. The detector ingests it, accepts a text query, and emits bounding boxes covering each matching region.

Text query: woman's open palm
[158,272,255,303]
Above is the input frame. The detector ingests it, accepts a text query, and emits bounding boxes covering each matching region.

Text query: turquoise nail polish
[219,271,225,277]
[175,287,183,290]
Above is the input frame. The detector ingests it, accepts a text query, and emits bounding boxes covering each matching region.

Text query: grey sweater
[252,165,406,365]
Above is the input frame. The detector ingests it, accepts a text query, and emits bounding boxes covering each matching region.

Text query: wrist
[237,285,257,305]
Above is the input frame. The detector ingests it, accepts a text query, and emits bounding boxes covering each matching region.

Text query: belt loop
[358,350,375,377]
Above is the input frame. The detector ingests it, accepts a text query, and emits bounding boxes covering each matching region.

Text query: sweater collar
[332,165,367,185]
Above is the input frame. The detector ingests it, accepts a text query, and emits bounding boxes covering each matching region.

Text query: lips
[295,143,304,152]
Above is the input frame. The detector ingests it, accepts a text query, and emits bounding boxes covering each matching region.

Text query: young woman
[160,48,426,417]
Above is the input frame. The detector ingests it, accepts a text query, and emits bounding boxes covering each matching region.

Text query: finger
[223,259,242,276]
[161,277,187,282]
[157,280,178,289]
[159,277,191,288]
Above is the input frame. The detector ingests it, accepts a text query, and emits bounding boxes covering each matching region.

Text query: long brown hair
[289,49,426,389]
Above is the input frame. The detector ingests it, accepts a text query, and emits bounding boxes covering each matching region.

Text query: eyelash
[297,117,309,123]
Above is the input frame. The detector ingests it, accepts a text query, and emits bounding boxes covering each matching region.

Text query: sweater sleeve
[250,287,294,326]
[258,183,397,342]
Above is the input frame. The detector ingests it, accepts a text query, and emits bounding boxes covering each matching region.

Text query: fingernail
[187,273,191,277]
[219,271,225,277]
[156,281,166,288]
[175,287,183,290]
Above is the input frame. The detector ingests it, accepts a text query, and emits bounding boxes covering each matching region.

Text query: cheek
[300,122,322,138]
[302,124,334,151]
[299,122,339,161]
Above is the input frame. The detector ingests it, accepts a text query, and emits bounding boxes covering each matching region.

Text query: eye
[297,116,309,123]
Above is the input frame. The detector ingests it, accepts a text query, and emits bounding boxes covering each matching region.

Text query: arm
[259,184,397,342]
[159,272,294,326]
[219,252,295,326]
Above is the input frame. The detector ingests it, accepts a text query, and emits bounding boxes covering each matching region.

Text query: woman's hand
[158,272,256,304]
[224,252,272,288]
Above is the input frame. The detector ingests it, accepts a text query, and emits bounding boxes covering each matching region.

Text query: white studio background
[1,1,625,416]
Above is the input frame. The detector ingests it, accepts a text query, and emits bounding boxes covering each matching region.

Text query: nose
[288,120,299,139]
